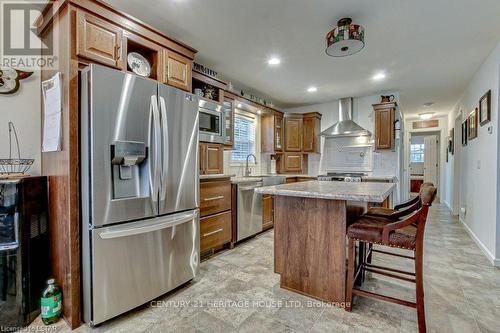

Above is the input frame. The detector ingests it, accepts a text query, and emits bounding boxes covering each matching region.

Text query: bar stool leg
[346,237,355,312]
[415,247,426,333]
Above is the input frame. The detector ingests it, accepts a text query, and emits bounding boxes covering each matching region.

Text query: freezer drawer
[87,210,199,325]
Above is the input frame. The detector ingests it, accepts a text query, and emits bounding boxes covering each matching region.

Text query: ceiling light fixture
[423,102,434,107]
[237,103,242,108]
[372,72,386,81]
[307,86,318,93]
[257,110,262,115]
[326,18,365,57]
[419,112,434,120]
[267,57,281,65]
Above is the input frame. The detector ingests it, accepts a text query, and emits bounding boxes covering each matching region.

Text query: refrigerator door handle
[159,96,168,201]
[99,211,197,239]
[150,95,161,206]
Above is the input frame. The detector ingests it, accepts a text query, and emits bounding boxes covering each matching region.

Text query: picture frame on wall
[479,90,491,126]
[461,119,468,146]
[468,108,478,140]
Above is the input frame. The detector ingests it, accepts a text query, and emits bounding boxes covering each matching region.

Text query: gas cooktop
[317,172,367,182]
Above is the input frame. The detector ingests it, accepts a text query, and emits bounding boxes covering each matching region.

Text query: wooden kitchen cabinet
[163,50,192,91]
[280,153,307,173]
[200,211,232,252]
[284,114,303,152]
[200,180,231,217]
[302,112,322,153]
[262,194,274,230]
[261,111,284,153]
[199,143,224,175]
[373,102,396,150]
[76,11,124,68]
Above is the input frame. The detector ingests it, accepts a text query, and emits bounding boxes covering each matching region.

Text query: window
[410,143,425,163]
[231,112,256,163]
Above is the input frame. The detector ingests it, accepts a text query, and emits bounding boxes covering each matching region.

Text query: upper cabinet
[223,96,235,148]
[199,143,224,175]
[284,114,303,152]
[76,11,124,68]
[373,102,396,150]
[261,111,284,153]
[163,50,192,92]
[302,112,322,153]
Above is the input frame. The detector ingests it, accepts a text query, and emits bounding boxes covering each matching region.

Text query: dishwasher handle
[238,182,263,191]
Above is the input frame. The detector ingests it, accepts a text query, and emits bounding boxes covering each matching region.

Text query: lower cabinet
[200,211,232,252]
[262,194,274,230]
[200,178,232,255]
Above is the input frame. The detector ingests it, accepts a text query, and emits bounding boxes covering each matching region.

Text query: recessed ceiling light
[257,110,262,115]
[307,86,318,93]
[372,72,386,81]
[237,103,242,108]
[268,57,281,65]
[419,112,434,120]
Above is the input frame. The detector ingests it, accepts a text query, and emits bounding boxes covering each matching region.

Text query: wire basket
[0,122,34,176]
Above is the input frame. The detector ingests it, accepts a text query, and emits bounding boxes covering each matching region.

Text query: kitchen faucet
[245,154,257,177]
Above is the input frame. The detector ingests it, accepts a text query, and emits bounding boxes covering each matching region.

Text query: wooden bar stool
[345,185,437,333]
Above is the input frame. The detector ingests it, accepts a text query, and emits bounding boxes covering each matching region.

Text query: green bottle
[40,278,63,325]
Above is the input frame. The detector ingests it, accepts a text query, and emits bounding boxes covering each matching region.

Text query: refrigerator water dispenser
[111,141,147,199]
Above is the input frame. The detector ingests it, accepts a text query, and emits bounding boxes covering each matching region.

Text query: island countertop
[255,180,395,203]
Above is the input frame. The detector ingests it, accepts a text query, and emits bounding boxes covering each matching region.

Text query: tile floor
[30,204,500,332]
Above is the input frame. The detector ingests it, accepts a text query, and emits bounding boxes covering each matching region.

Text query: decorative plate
[127,52,151,77]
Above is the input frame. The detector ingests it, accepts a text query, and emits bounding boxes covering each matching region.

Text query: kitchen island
[255,181,395,306]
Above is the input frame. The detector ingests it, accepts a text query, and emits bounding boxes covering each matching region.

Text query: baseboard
[459,217,499,267]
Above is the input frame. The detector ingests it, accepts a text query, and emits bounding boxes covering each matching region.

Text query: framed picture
[468,108,478,140]
[479,90,491,126]
[448,128,454,155]
[461,119,468,146]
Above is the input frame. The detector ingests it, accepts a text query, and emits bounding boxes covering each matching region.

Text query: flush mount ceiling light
[307,86,318,93]
[237,103,242,108]
[423,102,434,107]
[372,72,386,81]
[267,57,281,65]
[326,18,365,57]
[419,112,435,120]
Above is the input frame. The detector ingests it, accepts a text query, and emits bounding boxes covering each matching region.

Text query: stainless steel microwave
[199,99,225,143]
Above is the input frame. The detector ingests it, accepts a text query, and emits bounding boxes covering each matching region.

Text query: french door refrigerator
[80,64,200,325]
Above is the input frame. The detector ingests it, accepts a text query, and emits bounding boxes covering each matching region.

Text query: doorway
[409,132,440,195]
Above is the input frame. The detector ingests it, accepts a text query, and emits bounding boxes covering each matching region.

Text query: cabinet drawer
[200,211,232,251]
[200,180,231,217]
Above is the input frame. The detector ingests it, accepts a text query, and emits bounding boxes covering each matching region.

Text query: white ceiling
[105,0,500,117]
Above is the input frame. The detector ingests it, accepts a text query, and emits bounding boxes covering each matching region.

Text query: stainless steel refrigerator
[80,64,200,325]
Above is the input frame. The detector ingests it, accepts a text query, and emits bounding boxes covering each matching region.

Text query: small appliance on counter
[80,64,200,325]
[0,176,50,328]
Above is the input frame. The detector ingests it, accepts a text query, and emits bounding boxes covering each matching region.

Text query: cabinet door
[284,117,302,151]
[223,97,234,147]
[205,143,224,174]
[76,11,124,68]
[302,117,317,152]
[199,143,206,174]
[283,153,303,173]
[164,50,192,92]
[375,108,394,150]
[275,115,284,152]
[262,194,274,230]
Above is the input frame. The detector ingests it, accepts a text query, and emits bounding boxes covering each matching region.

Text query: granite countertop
[231,174,316,184]
[231,176,263,184]
[200,174,236,180]
[255,180,395,203]
[362,175,398,182]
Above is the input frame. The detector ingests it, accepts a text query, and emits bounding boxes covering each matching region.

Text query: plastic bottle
[40,278,62,325]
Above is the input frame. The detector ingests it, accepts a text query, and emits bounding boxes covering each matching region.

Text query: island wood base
[273,195,348,304]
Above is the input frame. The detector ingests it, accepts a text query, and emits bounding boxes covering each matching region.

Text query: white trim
[459,217,499,266]
[443,200,452,211]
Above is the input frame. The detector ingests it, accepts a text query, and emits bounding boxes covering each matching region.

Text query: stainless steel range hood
[320,97,371,137]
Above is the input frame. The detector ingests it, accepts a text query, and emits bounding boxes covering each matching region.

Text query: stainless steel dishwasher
[236,176,285,241]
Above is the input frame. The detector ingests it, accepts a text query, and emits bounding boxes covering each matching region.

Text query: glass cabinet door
[274,115,283,151]
[223,97,234,147]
